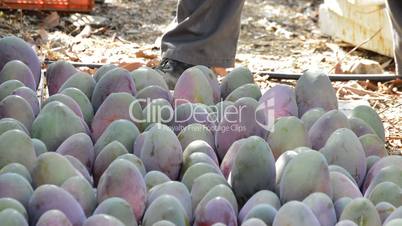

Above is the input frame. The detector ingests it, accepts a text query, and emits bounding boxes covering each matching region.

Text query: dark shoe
[157,58,194,90]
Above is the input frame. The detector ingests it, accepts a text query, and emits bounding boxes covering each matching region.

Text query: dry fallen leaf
[119,62,144,71]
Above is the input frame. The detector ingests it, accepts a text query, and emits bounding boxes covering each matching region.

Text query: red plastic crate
[0,0,94,12]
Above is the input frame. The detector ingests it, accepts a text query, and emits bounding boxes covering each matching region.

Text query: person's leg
[161,0,246,68]
[386,0,402,75]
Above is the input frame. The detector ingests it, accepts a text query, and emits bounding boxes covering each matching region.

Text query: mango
[214,100,234,123]
[295,69,338,117]
[241,218,268,226]
[181,163,222,190]
[0,173,32,208]
[12,86,40,116]
[226,83,262,102]
[279,151,332,203]
[350,105,385,141]
[367,155,381,173]
[144,171,171,191]
[83,214,125,226]
[61,88,94,124]
[0,79,25,101]
[178,123,215,150]
[183,140,218,166]
[135,85,173,109]
[91,92,144,140]
[0,60,35,90]
[94,197,137,226]
[363,156,402,193]
[194,197,237,226]
[275,149,307,193]
[364,166,402,198]
[131,67,168,91]
[65,155,92,185]
[93,141,129,185]
[116,153,146,176]
[173,67,214,106]
[335,197,353,220]
[46,61,78,95]
[320,128,367,186]
[230,136,275,206]
[0,117,29,136]
[152,221,176,226]
[181,152,219,177]
[44,94,84,119]
[191,173,228,212]
[267,116,310,159]
[32,138,48,156]
[336,220,359,226]
[0,36,41,88]
[243,204,276,226]
[0,95,34,131]
[330,172,362,201]
[0,208,28,226]
[59,71,96,99]
[349,117,376,137]
[220,66,254,99]
[367,182,402,208]
[91,68,136,111]
[142,195,189,226]
[329,165,358,186]
[143,98,174,127]
[172,102,216,134]
[385,219,402,226]
[360,134,388,157]
[339,198,381,226]
[383,206,402,225]
[139,123,182,179]
[94,64,118,82]
[196,184,238,217]
[36,210,73,226]
[0,163,31,184]
[303,192,337,226]
[0,198,27,219]
[301,107,325,131]
[61,176,96,217]
[272,201,320,226]
[195,65,221,103]
[238,190,281,223]
[56,133,94,171]
[97,159,146,221]
[147,181,192,220]
[32,152,82,187]
[32,101,88,152]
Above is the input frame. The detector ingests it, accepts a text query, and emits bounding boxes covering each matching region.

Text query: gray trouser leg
[386,0,402,74]
[161,0,246,68]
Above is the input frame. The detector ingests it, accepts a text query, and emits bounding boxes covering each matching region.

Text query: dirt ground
[0,0,400,151]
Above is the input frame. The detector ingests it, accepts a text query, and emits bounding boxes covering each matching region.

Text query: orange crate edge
[0,0,95,12]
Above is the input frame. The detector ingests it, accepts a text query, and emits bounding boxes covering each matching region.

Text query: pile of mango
[0,35,399,226]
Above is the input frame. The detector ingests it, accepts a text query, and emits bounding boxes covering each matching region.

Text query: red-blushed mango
[32,152,83,187]
[0,95,34,131]
[172,102,216,135]
[301,107,325,132]
[32,101,88,152]
[339,198,381,226]
[196,184,238,218]
[0,36,41,88]
[330,171,362,201]
[194,197,237,226]
[61,176,96,217]
[142,98,174,127]
[220,66,254,99]
[44,94,84,119]
[303,192,337,226]
[183,140,218,166]
[93,141,129,185]
[364,166,402,198]
[350,105,385,142]
[191,173,228,212]
[267,116,310,159]
[64,155,93,186]
[56,133,94,171]
[83,214,125,226]
[32,138,48,156]
[12,86,40,116]
[238,190,281,223]
[116,153,146,176]
[36,210,73,226]
[181,152,219,178]
[46,61,78,95]
[230,136,276,206]
[91,68,136,111]
[94,119,140,156]
[363,156,402,193]
[334,197,353,220]
[366,182,402,207]
[178,123,215,150]
[181,163,222,190]
[0,129,36,171]
[0,79,25,101]
[0,198,27,219]
[320,128,367,186]
[97,159,146,221]
[0,118,29,136]
[220,138,246,179]
[91,92,144,140]
[273,201,320,226]
[94,64,118,82]
[295,69,338,117]
[0,60,36,90]
[135,85,173,109]
[258,84,298,121]
[138,124,182,180]
[0,163,32,184]
[226,83,262,102]
[0,208,28,226]
[308,109,350,150]
[243,204,277,226]
[173,67,214,106]
[61,88,94,124]
[59,72,96,99]
[94,197,138,226]
[131,67,168,91]
[349,116,376,137]
[0,173,33,208]
[279,151,332,203]
[147,181,192,220]
[142,195,189,226]
[195,65,221,104]
[376,202,396,224]
[360,134,388,157]
[144,171,171,191]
